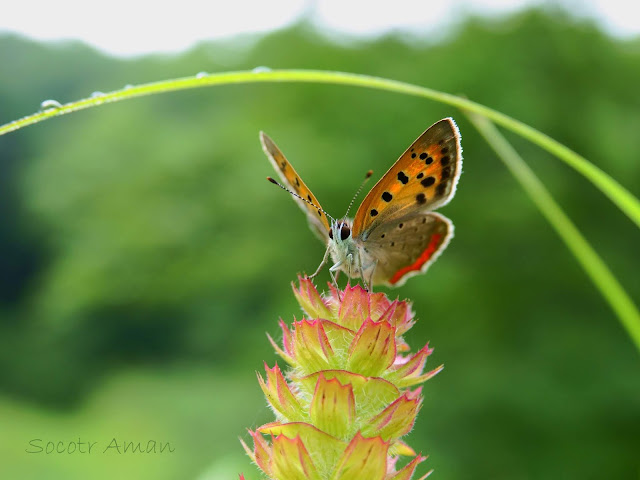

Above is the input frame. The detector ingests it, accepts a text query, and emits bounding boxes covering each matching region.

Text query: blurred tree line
[0,7,638,479]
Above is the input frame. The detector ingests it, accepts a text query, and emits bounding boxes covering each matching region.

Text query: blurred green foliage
[0,7,639,480]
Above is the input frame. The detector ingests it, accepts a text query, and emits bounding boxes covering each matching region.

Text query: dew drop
[252,66,272,73]
[39,99,62,111]
[196,71,208,79]
[91,91,104,104]
[123,84,134,90]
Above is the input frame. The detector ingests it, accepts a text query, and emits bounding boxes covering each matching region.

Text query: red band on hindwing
[389,233,442,285]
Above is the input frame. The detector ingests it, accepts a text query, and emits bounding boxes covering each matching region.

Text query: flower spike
[242,277,442,479]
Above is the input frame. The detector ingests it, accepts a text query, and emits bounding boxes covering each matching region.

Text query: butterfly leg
[356,251,369,292]
[332,269,342,293]
[328,259,345,300]
[347,253,354,285]
[309,246,330,280]
[329,269,340,298]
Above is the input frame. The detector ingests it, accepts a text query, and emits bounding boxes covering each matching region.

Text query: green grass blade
[1,70,638,228]
[466,111,640,353]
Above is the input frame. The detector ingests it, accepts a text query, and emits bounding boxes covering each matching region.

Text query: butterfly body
[261,118,462,287]
[326,218,368,281]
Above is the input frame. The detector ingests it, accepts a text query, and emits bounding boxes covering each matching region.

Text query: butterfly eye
[340,224,351,240]
[328,229,334,240]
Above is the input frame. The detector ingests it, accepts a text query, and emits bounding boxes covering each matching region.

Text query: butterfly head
[328,219,352,244]
[327,218,360,280]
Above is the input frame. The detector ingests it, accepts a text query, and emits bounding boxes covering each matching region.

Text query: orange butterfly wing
[352,118,462,239]
[260,132,331,242]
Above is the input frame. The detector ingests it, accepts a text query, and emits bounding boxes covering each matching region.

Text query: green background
[0,7,639,479]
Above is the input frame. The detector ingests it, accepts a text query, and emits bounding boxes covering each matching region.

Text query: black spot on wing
[421,176,435,187]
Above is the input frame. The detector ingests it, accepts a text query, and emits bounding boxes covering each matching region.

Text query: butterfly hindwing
[260,132,331,242]
[360,212,453,287]
[352,118,462,238]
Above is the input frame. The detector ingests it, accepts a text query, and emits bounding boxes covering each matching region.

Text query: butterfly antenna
[344,170,373,217]
[266,177,337,223]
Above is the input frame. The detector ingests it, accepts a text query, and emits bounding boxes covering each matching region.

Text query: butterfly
[261,118,462,288]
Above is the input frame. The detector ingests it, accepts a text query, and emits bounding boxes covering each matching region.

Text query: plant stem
[2,69,638,228]
[467,111,640,353]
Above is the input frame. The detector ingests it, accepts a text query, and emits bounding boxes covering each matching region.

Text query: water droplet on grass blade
[196,72,208,78]
[39,99,62,111]
[91,91,105,104]
[252,66,272,73]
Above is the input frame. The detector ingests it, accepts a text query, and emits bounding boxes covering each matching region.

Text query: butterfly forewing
[260,132,331,242]
[361,212,453,287]
[352,118,462,239]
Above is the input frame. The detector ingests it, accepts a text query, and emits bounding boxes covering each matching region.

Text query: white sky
[1,0,639,57]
